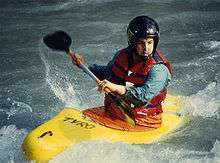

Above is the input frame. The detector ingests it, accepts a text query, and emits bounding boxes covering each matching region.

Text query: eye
[147,41,153,44]
[136,41,145,45]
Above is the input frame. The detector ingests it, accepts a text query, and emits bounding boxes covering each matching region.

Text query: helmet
[127,16,160,54]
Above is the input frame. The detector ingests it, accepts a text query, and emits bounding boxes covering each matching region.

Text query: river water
[0,0,219,162]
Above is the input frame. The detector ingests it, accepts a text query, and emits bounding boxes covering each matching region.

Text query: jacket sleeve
[124,64,171,106]
[89,52,119,80]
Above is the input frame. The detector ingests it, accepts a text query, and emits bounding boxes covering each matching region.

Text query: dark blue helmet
[127,16,160,53]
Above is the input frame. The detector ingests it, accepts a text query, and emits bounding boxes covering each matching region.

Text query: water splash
[211,140,220,160]
[184,82,219,118]
[0,125,27,163]
[39,40,81,108]
[0,98,33,119]
[203,41,220,51]
[8,99,32,119]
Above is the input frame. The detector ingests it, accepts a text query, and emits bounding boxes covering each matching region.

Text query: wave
[183,82,220,119]
[204,41,220,50]
[3,99,32,119]
[173,40,220,68]
[18,0,122,14]
[50,139,220,163]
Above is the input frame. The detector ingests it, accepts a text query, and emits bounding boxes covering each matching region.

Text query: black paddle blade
[43,30,72,52]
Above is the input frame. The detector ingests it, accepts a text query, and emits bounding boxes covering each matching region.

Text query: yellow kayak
[22,94,185,162]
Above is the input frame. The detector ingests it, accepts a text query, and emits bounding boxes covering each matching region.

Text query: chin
[139,53,149,57]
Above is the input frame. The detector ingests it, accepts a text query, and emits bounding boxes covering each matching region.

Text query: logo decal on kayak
[63,117,95,129]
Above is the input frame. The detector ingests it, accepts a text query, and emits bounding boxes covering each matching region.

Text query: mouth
[139,51,149,56]
[143,51,148,55]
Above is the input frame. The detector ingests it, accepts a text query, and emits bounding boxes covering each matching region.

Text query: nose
[143,43,148,51]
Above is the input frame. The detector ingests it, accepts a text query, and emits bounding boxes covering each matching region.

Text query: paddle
[43,30,135,126]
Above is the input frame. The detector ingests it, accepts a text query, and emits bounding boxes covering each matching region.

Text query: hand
[98,79,114,93]
[69,51,86,67]
[98,79,126,95]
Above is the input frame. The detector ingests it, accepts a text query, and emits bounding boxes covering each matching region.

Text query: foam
[204,41,220,51]
[0,125,27,163]
[50,139,220,163]
[7,99,32,119]
[184,82,219,118]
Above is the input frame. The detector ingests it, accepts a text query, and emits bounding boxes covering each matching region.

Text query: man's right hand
[69,51,86,68]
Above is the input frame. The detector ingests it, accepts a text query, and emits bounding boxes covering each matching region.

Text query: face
[135,38,154,57]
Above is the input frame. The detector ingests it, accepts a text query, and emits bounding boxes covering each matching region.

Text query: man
[72,16,172,130]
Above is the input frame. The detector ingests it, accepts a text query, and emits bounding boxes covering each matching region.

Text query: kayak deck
[22,94,185,162]
[83,106,162,131]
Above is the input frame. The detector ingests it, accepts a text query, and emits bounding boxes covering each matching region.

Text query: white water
[0,125,27,162]
[0,0,219,162]
[51,141,220,163]
[185,82,219,118]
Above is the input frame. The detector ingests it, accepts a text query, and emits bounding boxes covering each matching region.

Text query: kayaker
[72,16,172,129]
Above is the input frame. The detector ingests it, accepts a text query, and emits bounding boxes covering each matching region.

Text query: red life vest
[104,48,173,121]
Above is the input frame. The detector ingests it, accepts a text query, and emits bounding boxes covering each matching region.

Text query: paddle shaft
[68,51,106,85]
